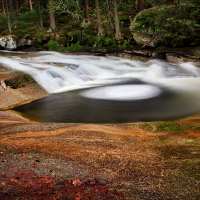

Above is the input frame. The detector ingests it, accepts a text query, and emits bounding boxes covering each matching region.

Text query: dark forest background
[0,0,200,51]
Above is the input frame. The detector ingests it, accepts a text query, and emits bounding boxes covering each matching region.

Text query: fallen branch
[141,34,157,49]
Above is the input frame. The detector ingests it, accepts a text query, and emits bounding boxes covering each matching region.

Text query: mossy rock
[5,72,35,89]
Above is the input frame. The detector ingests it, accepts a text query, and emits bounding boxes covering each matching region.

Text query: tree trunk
[19,0,23,8]
[83,0,90,22]
[95,0,103,35]
[137,0,143,12]
[106,0,113,30]
[113,0,121,39]
[28,0,32,10]
[16,0,19,16]
[36,0,43,29]
[5,0,11,33]
[44,0,48,11]
[9,0,17,21]
[48,0,57,33]
[2,0,5,14]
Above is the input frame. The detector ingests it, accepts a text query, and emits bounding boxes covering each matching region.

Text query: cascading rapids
[0,51,199,93]
[1,50,200,123]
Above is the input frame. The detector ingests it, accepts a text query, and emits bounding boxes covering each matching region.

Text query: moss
[156,123,183,132]
[138,122,193,133]
[138,123,154,132]
[5,71,35,89]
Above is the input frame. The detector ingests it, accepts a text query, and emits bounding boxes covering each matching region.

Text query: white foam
[81,85,161,100]
[0,52,199,94]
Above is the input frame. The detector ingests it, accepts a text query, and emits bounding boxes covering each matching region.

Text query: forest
[0,0,200,52]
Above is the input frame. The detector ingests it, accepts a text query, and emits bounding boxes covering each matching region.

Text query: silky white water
[1,50,200,123]
[0,51,199,95]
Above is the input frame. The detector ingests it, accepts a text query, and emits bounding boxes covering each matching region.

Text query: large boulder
[130,6,161,48]
[129,6,165,48]
[18,37,37,47]
[132,32,161,48]
[0,36,38,50]
[0,35,17,50]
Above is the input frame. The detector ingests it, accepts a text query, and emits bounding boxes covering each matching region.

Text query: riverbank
[0,110,200,199]
[14,45,200,64]
[91,46,200,64]
[0,65,48,110]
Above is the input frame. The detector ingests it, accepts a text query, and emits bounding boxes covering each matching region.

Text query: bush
[17,10,38,22]
[131,1,200,43]
[46,40,61,51]
[35,33,44,44]
[66,42,87,52]
[95,36,113,48]
[11,21,39,38]
[0,14,10,35]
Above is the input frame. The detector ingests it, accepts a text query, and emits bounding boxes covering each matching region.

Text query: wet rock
[0,36,38,50]
[152,51,165,59]
[91,49,107,53]
[132,50,152,57]
[18,38,37,47]
[124,50,152,57]
[18,38,27,46]
[166,53,189,63]
[0,36,17,50]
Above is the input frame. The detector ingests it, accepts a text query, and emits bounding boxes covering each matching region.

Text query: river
[0,50,200,123]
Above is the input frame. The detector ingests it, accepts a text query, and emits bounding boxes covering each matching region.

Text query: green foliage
[138,122,194,132]
[35,33,43,44]
[46,40,87,52]
[135,10,157,29]
[17,10,38,22]
[132,1,200,46]
[1,0,199,51]
[0,14,9,35]
[0,13,8,21]
[63,24,73,31]
[46,40,61,51]
[66,42,87,52]
[24,34,30,39]
[156,123,183,132]
[18,2,30,13]
[67,30,80,38]
[155,3,200,39]
[53,0,83,21]
[118,0,136,16]
[15,71,35,83]
[80,32,95,46]
[153,0,174,5]
[139,123,154,132]
[95,36,128,52]
[11,21,39,38]
[144,1,153,9]
[95,36,113,48]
